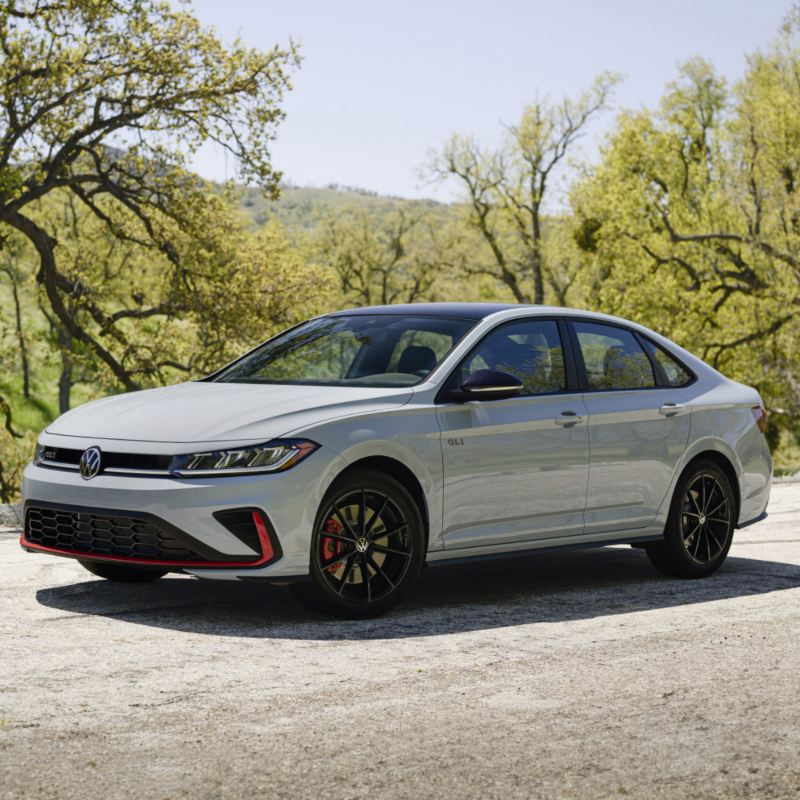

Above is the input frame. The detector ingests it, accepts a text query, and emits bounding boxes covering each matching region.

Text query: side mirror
[450,369,523,402]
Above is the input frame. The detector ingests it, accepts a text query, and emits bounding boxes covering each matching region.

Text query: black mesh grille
[25,506,208,562]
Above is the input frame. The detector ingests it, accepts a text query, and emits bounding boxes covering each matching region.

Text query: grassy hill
[236,183,443,231]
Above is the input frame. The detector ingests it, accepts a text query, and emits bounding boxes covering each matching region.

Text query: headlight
[169,439,318,477]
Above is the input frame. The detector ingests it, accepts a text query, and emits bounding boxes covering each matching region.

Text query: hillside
[236,183,444,230]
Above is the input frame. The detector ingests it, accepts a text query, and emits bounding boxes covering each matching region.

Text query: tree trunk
[527,247,545,305]
[57,329,73,414]
[9,273,31,397]
[0,459,11,504]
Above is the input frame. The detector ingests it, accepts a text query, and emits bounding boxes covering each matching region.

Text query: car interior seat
[602,344,642,388]
[397,345,437,377]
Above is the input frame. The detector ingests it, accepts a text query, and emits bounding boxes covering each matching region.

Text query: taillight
[751,405,768,434]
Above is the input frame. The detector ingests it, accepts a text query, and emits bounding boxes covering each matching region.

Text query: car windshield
[212,314,477,387]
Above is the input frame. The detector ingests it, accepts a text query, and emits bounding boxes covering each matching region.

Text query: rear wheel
[291,470,425,619]
[645,461,735,578]
[79,560,167,583]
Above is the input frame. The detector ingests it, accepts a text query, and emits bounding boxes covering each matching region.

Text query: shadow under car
[34,545,800,641]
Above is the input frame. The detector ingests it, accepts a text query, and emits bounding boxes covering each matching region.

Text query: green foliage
[572,33,800,444]
[0,0,299,393]
[2,2,800,500]
[426,74,619,305]
[237,184,440,231]
[316,205,462,306]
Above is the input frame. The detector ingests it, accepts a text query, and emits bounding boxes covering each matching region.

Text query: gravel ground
[1,486,799,800]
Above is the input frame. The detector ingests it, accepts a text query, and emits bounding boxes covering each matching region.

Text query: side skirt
[426,532,665,569]
[736,510,768,530]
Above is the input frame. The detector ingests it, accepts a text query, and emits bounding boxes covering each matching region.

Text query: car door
[436,318,589,550]
[568,319,692,533]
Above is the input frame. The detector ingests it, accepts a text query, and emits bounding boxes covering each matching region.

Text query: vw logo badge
[79,446,102,480]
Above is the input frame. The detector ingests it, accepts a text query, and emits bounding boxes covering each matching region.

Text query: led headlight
[169,439,318,477]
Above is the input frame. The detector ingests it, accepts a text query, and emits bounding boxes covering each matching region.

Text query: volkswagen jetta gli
[21,304,771,618]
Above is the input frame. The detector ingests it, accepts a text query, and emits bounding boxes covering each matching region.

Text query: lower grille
[213,508,263,553]
[25,506,209,562]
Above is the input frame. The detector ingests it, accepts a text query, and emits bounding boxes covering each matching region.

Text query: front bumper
[21,500,282,569]
[21,441,349,580]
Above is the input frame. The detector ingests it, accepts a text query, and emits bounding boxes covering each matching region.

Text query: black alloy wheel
[645,460,736,579]
[292,470,424,618]
[679,472,732,564]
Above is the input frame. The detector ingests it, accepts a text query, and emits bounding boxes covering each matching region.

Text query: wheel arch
[328,456,430,549]
[681,449,741,523]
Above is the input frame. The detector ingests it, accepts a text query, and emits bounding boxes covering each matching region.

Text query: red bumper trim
[20,509,278,570]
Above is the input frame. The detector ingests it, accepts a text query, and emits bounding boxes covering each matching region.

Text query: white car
[21,303,772,618]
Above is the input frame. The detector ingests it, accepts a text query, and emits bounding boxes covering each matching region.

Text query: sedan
[21,303,772,618]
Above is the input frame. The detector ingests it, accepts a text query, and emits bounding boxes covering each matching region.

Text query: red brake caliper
[321,517,343,574]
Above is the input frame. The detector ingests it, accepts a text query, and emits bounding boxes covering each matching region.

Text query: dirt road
[1,484,799,799]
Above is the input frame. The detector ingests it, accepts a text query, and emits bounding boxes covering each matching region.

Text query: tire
[79,560,168,583]
[291,469,425,619]
[645,460,736,579]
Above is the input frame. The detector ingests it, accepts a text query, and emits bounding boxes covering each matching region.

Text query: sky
[190,0,792,202]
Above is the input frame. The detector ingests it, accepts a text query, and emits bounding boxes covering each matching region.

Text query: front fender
[297,406,444,551]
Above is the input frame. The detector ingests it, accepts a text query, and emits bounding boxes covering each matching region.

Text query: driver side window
[459,319,566,395]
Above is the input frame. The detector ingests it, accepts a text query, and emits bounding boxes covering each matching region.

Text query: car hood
[46,381,413,444]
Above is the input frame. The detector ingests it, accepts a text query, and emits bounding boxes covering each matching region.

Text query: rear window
[573,321,655,390]
[642,339,693,387]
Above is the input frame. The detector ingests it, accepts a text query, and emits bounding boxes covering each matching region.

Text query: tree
[317,206,457,306]
[191,218,336,358]
[426,73,618,305]
[572,40,800,444]
[0,0,299,391]
[1,237,30,397]
[22,188,334,409]
[0,380,28,503]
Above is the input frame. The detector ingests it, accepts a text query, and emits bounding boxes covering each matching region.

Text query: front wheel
[645,461,736,578]
[79,560,167,583]
[291,470,425,619]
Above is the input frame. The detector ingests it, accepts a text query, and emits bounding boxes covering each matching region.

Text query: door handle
[555,410,583,427]
[659,402,685,417]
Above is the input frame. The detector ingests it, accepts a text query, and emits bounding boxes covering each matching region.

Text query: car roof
[327,302,526,320]
[324,302,640,324]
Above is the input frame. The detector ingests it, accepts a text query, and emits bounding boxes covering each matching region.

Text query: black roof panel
[327,302,527,320]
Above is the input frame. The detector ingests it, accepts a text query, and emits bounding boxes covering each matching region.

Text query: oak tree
[427,74,618,305]
[573,40,800,442]
[0,0,299,391]
[317,206,457,306]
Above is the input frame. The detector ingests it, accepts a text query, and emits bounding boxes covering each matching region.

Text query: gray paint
[23,305,772,579]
